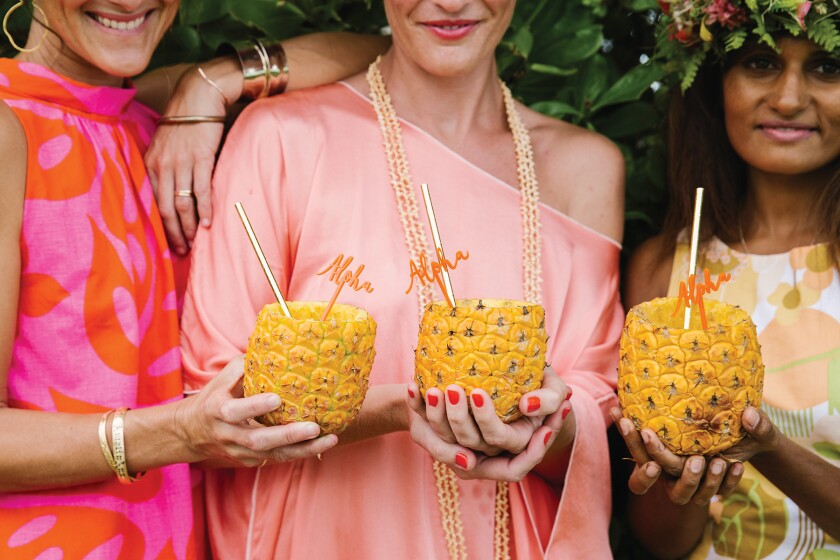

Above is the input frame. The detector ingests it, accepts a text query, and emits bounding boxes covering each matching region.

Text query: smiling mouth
[88,11,149,31]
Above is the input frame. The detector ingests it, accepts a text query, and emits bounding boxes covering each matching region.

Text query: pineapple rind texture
[244,302,377,435]
[415,299,548,423]
[618,297,764,455]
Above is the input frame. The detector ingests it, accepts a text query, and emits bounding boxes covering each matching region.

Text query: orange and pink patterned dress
[0,58,197,559]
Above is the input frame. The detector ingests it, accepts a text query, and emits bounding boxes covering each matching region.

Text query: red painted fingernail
[527,396,540,413]
[455,453,468,469]
[428,394,439,407]
[472,393,484,408]
[565,387,573,401]
[561,405,571,420]
[408,388,415,399]
[543,431,552,446]
[448,389,460,405]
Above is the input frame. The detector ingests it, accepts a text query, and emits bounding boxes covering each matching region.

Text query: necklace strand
[366,56,542,560]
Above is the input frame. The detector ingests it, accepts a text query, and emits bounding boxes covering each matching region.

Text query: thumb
[741,406,773,439]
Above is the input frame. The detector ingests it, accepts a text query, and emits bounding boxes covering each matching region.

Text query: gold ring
[175,190,194,198]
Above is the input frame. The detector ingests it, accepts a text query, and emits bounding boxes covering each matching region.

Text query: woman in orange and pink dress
[180,0,626,557]
[0,1,386,557]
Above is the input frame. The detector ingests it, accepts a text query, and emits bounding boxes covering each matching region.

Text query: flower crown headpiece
[657,0,840,90]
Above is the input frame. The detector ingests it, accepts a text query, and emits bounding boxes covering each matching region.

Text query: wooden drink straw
[235,202,292,318]
[684,188,705,328]
[420,184,457,308]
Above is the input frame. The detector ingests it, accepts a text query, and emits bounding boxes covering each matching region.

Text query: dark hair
[658,50,840,266]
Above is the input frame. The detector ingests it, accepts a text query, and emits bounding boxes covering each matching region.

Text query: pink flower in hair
[704,0,748,29]
[797,1,812,30]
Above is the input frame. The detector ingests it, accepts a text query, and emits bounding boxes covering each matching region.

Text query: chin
[97,55,153,79]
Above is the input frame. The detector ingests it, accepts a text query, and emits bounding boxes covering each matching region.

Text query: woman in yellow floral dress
[611,0,840,558]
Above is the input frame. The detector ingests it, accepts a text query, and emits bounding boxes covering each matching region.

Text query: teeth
[92,13,146,30]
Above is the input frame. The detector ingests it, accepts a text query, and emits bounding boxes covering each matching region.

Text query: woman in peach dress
[181,0,626,557]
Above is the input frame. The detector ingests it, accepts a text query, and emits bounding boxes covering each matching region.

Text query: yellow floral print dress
[667,235,840,560]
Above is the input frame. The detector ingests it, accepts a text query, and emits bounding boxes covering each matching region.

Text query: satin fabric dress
[181,82,623,559]
[0,59,198,559]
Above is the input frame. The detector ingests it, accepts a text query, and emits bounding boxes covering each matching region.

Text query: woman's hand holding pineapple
[406,367,574,482]
[176,356,337,468]
[610,406,781,506]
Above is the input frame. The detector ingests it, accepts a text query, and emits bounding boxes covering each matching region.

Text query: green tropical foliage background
[2,0,670,256]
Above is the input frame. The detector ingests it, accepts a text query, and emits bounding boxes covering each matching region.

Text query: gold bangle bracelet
[219,39,289,100]
[197,66,233,107]
[157,115,226,125]
[98,409,118,474]
[264,42,290,96]
[111,407,146,485]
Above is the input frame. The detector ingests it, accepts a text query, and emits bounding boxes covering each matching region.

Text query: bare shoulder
[624,234,673,311]
[0,101,26,233]
[518,103,625,242]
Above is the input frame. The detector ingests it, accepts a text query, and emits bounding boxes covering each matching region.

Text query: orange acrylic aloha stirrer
[235,202,292,318]
[672,268,732,329]
[420,183,457,307]
[684,187,705,328]
[316,253,374,320]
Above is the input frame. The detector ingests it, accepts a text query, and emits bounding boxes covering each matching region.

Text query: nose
[433,0,471,12]
[768,68,810,116]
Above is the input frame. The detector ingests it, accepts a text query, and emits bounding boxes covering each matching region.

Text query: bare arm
[135,32,391,113]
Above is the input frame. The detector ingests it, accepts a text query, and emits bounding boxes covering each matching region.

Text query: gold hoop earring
[3,1,48,53]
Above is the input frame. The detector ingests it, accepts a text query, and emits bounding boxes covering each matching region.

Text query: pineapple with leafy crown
[415,299,548,423]
[618,297,764,455]
[244,301,377,435]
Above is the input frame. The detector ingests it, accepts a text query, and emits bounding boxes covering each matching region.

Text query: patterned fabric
[0,59,197,559]
[667,234,840,560]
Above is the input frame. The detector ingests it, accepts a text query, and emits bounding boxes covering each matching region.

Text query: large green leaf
[538,26,604,67]
[591,62,664,112]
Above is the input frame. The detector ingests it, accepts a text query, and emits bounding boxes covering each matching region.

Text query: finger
[213,355,246,393]
[718,461,744,497]
[157,172,189,255]
[667,456,705,505]
[627,462,662,495]
[406,382,427,421]
[219,392,282,425]
[518,385,562,417]
[610,409,651,466]
[423,387,457,444]
[444,385,487,450]
[470,423,554,482]
[269,433,339,462]
[192,157,214,230]
[174,167,198,242]
[741,407,778,451]
[409,410,474,470]
[238,421,321,451]
[692,457,727,506]
[468,389,516,455]
[640,428,685,476]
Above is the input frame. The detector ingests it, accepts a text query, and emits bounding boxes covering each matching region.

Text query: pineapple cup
[415,299,548,423]
[618,297,765,456]
[244,302,377,435]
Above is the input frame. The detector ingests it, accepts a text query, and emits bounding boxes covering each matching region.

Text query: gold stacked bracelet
[219,39,289,100]
[97,407,146,484]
